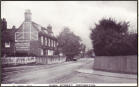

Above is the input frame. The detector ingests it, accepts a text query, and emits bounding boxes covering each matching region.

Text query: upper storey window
[41,36,44,45]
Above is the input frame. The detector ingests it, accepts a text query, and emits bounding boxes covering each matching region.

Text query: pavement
[1,58,137,84]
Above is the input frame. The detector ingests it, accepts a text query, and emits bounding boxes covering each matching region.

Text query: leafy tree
[86,49,94,57]
[127,33,137,55]
[90,18,137,56]
[80,43,86,57]
[57,27,81,61]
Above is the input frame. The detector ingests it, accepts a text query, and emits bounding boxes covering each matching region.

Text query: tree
[57,27,81,61]
[80,43,86,57]
[86,49,94,57]
[90,18,137,56]
[127,33,137,55]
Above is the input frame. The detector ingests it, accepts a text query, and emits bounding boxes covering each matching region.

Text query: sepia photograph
[1,1,137,86]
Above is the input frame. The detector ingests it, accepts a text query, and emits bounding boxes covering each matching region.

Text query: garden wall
[93,55,137,74]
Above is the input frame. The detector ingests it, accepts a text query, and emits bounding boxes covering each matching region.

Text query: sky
[1,1,137,49]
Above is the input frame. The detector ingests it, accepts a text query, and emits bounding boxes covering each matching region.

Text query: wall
[30,40,40,56]
[93,55,137,74]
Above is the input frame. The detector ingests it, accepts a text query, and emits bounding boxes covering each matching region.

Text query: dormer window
[5,42,10,48]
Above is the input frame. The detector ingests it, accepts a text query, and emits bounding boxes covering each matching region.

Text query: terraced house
[2,10,58,57]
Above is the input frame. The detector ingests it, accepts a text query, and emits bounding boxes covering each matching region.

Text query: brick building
[1,10,58,57]
[1,18,17,57]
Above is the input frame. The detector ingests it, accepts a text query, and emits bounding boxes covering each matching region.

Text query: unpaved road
[2,58,137,84]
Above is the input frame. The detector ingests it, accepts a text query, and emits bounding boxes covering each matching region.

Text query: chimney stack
[1,18,7,31]
[24,9,32,22]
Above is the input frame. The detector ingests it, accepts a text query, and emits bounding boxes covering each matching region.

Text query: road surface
[2,58,137,84]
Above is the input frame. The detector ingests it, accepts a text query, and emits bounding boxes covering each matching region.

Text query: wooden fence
[1,57,36,65]
[93,55,137,74]
[35,56,66,64]
[1,56,66,66]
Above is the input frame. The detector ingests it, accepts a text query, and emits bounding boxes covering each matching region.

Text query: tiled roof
[31,21,56,39]
[17,21,56,39]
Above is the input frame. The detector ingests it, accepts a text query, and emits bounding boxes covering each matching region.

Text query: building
[1,10,58,57]
[1,18,17,57]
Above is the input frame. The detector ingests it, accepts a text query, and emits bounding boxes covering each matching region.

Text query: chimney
[1,18,7,31]
[24,9,32,22]
[47,24,52,32]
[12,25,16,29]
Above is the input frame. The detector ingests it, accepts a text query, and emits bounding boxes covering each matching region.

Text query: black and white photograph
[1,1,137,86]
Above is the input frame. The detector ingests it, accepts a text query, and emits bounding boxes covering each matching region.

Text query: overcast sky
[1,1,137,49]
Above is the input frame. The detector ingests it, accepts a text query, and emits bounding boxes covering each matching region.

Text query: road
[2,58,137,84]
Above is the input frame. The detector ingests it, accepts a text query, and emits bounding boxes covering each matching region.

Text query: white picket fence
[2,57,36,65]
[36,56,66,64]
[1,56,66,66]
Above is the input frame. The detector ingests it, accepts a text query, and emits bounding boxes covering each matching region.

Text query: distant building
[1,10,58,57]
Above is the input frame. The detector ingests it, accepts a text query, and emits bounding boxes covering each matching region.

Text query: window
[48,50,53,56]
[41,36,43,45]
[41,49,43,56]
[51,40,53,47]
[55,41,57,47]
[48,38,50,47]
[45,37,47,46]
[5,42,10,48]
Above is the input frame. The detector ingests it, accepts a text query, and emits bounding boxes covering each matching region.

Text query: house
[1,10,58,57]
[15,9,58,56]
[1,18,17,57]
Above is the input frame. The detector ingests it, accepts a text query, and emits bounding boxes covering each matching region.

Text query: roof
[17,21,56,39]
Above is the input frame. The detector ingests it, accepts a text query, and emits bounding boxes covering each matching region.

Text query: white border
[1,83,137,86]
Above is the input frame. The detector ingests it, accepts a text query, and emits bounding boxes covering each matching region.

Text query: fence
[93,55,137,74]
[1,57,36,66]
[1,56,66,66]
[35,56,66,64]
